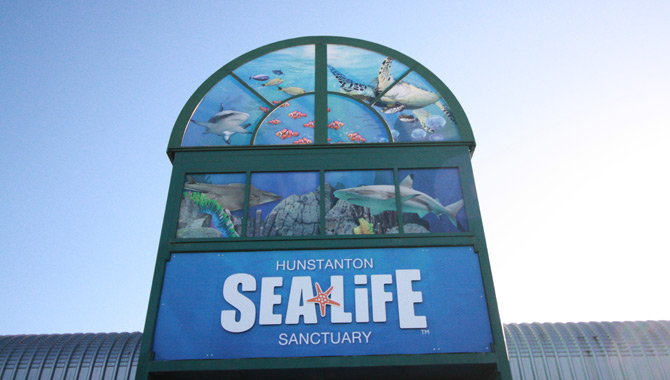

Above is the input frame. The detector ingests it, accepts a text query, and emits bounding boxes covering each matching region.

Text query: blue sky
[1,1,668,334]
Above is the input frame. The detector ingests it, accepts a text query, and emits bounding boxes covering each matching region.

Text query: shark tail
[443,199,465,230]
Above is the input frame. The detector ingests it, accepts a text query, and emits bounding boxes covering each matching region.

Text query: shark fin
[241,123,252,129]
[219,103,225,111]
[334,182,346,190]
[186,175,197,184]
[222,131,234,144]
[399,175,414,188]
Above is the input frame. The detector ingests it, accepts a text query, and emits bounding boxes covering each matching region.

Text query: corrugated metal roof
[504,321,670,380]
[1,322,668,380]
[0,333,141,380]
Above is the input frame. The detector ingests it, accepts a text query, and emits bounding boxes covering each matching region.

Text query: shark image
[190,103,252,144]
[184,176,282,211]
[333,175,465,230]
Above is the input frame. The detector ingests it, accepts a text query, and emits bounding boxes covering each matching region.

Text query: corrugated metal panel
[1,322,668,380]
[0,333,140,380]
[504,321,670,380]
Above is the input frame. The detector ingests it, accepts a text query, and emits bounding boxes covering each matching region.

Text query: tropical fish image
[249,74,269,81]
[327,57,455,133]
[190,103,252,144]
[275,128,299,139]
[259,106,270,113]
[346,132,366,142]
[277,86,306,96]
[280,102,290,108]
[272,69,284,76]
[328,120,344,130]
[288,111,306,119]
[294,137,312,144]
[183,176,282,211]
[262,78,284,87]
[399,114,417,123]
[333,175,464,230]
[268,119,282,125]
[303,120,315,128]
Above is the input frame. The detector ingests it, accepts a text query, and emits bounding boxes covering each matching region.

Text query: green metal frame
[137,37,510,380]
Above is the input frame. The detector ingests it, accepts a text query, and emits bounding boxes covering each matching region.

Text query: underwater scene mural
[397,168,468,233]
[253,95,315,145]
[234,45,315,105]
[182,76,266,147]
[181,43,463,147]
[176,169,467,239]
[325,170,399,235]
[177,173,252,238]
[327,95,389,144]
[247,172,320,237]
[327,45,460,143]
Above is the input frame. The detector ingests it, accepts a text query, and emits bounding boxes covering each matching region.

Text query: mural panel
[254,95,315,145]
[397,168,468,233]
[234,45,315,104]
[327,95,389,144]
[325,170,399,235]
[327,45,409,95]
[183,77,265,147]
[177,173,250,238]
[247,172,320,236]
[377,72,460,143]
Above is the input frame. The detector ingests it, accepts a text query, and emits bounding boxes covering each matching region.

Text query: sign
[152,246,492,361]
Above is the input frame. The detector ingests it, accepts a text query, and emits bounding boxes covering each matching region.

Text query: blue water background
[182,76,265,147]
[398,169,468,233]
[182,173,247,220]
[235,45,315,104]
[327,95,388,144]
[254,95,315,145]
[248,171,320,222]
[153,247,492,360]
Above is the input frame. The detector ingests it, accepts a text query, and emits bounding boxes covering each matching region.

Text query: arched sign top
[168,36,475,157]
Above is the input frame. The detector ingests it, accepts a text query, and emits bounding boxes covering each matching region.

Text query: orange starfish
[307,282,340,317]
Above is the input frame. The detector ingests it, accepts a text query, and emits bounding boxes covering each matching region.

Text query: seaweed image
[353,218,374,235]
[179,191,239,238]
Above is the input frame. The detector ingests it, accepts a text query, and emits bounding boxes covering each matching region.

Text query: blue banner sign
[153,247,492,360]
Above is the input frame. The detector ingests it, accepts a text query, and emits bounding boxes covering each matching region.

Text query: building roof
[1,321,668,380]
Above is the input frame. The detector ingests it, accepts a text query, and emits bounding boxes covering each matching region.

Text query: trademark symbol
[421,329,430,335]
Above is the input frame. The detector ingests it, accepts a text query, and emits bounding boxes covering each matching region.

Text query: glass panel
[234,45,315,104]
[177,173,250,238]
[325,170,398,235]
[327,45,409,99]
[327,95,389,144]
[183,76,265,147]
[376,71,461,143]
[247,172,320,236]
[397,169,468,233]
[253,95,314,145]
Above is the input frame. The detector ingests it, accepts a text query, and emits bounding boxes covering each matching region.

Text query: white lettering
[329,276,352,323]
[354,274,369,323]
[371,274,393,322]
[285,276,317,324]
[259,277,283,325]
[221,273,256,333]
[395,269,427,329]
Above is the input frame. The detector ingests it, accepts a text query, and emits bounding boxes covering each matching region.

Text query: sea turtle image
[328,57,456,133]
